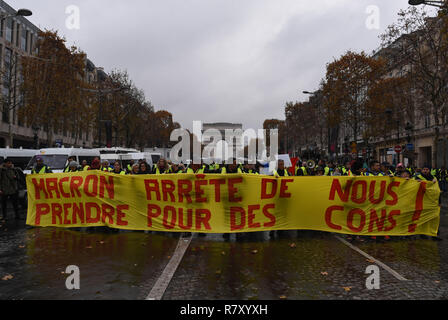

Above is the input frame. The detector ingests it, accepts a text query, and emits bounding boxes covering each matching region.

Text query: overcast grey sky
[9,0,436,131]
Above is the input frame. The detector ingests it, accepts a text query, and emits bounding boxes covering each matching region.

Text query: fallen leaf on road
[86,246,93,249]
[2,274,13,281]
[251,250,258,254]
[99,241,105,244]
[279,295,287,299]
[435,280,440,284]
[342,287,352,292]
[19,245,25,248]
[221,251,226,255]
[215,270,222,275]
[321,272,328,276]
[289,243,297,248]
[366,259,375,263]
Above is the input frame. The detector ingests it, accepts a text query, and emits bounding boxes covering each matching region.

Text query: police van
[0,148,39,170]
[25,148,100,174]
[120,152,155,170]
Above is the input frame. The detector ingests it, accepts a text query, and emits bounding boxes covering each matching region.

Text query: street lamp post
[405,122,414,166]
[32,125,39,149]
[408,0,446,8]
[0,9,33,20]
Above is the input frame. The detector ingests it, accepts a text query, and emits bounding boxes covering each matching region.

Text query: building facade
[0,1,104,149]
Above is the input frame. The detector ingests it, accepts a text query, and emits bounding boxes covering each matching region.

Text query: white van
[0,148,39,170]
[100,153,121,170]
[95,147,140,155]
[25,148,100,174]
[120,153,154,169]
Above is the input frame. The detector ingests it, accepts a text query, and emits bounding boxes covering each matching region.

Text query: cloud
[10,0,434,131]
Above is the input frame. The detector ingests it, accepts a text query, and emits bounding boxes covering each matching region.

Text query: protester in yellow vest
[31,156,52,174]
[273,159,289,177]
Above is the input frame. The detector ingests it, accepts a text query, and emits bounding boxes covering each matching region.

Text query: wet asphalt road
[1,206,448,300]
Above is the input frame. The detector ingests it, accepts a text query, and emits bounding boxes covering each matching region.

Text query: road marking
[146,234,193,300]
[334,235,408,281]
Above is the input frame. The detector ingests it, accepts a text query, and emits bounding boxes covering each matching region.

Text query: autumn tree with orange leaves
[20,30,90,147]
[322,51,387,144]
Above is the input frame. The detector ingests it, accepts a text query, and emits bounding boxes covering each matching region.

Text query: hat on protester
[69,161,79,168]
[36,156,43,161]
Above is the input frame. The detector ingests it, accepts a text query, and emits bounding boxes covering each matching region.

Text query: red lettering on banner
[99,176,114,199]
[263,204,276,227]
[230,207,246,231]
[329,179,352,202]
[35,203,50,225]
[32,178,48,200]
[325,206,343,230]
[248,205,261,228]
[209,179,225,202]
[368,209,386,232]
[351,181,367,204]
[116,205,129,226]
[63,203,71,224]
[59,177,70,198]
[147,204,162,227]
[51,203,63,224]
[386,181,401,206]
[179,208,193,230]
[228,178,243,202]
[85,202,101,224]
[163,206,177,229]
[368,181,386,204]
[161,180,176,202]
[178,180,192,203]
[84,175,98,197]
[144,180,161,201]
[70,176,83,198]
[279,179,293,198]
[46,178,60,199]
[72,203,85,224]
[195,209,211,230]
[347,208,366,233]
[195,180,208,203]
[101,203,114,224]
[384,210,401,231]
[409,182,427,233]
[261,179,277,199]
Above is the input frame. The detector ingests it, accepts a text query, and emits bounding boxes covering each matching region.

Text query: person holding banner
[152,159,169,174]
[101,160,112,172]
[139,162,152,175]
[31,156,52,174]
[414,166,437,182]
[273,159,289,177]
[0,159,21,220]
[112,161,127,175]
[63,157,76,173]
[130,164,140,175]
[81,160,90,171]
[364,161,384,177]
[68,161,81,172]
[89,158,101,171]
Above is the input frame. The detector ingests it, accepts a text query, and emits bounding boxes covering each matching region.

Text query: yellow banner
[26,172,441,236]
